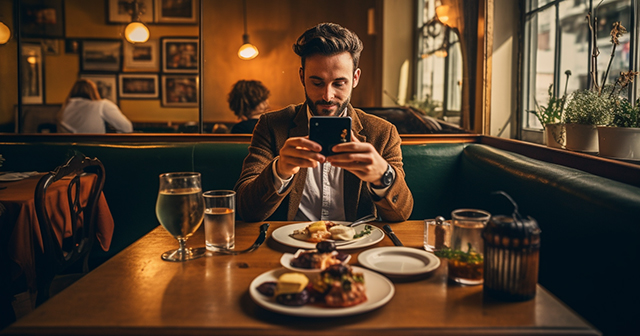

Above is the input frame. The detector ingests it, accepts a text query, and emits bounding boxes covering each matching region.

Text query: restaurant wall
[202,0,383,123]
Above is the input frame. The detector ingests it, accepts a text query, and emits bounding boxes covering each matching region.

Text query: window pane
[559,0,589,92]
[523,4,557,129]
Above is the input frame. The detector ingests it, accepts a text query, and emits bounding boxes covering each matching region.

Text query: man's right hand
[276,136,325,179]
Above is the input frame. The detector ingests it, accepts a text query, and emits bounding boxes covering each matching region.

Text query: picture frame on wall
[123,39,159,72]
[42,39,60,55]
[161,37,198,73]
[119,74,159,99]
[19,0,65,38]
[155,0,197,24]
[107,0,154,23]
[162,75,198,107]
[79,74,118,104]
[21,43,44,104]
[81,40,122,72]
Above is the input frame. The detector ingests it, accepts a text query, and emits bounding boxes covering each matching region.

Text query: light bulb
[238,43,259,60]
[124,22,149,44]
[436,5,450,23]
[0,21,10,44]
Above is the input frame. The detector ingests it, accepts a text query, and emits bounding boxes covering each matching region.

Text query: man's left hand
[327,134,389,186]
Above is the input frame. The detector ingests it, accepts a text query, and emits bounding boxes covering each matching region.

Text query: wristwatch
[372,163,394,189]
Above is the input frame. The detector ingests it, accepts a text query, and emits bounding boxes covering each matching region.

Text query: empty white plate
[357,247,441,277]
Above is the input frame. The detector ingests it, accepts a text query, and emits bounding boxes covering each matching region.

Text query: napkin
[0,171,38,181]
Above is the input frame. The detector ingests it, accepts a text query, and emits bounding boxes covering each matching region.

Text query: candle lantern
[483,192,541,301]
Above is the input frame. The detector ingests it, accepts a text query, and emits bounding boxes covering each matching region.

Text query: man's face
[299,52,361,116]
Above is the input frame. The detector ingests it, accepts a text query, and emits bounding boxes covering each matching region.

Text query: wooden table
[2,221,600,335]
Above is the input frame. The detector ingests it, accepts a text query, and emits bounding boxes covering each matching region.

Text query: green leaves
[353,225,373,239]
[434,243,483,264]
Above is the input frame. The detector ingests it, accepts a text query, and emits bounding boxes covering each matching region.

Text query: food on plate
[290,242,349,270]
[290,221,372,243]
[313,264,367,307]
[256,265,367,308]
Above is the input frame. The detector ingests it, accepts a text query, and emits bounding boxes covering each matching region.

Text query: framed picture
[161,37,198,73]
[123,39,159,72]
[155,0,197,24]
[21,43,44,104]
[81,40,122,72]
[65,39,80,53]
[79,74,118,104]
[42,39,60,55]
[107,0,154,24]
[162,75,198,107]
[119,74,159,99]
[19,0,65,38]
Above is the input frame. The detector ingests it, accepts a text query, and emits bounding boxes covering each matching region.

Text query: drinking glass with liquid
[203,190,235,251]
[448,209,491,285]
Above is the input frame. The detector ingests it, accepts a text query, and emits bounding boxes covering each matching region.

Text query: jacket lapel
[287,104,309,220]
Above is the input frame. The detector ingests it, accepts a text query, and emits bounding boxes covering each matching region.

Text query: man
[234,22,413,222]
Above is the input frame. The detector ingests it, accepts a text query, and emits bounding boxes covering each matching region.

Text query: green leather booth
[1,139,638,334]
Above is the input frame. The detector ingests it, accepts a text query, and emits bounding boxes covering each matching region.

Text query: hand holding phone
[309,116,352,156]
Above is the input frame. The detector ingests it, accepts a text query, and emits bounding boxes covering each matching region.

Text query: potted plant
[563,12,629,153]
[598,94,640,160]
[532,71,571,149]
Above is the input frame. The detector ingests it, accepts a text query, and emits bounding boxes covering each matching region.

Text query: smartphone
[309,116,352,156]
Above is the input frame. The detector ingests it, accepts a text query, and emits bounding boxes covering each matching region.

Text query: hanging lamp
[238,0,258,60]
[124,0,150,44]
[0,17,10,44]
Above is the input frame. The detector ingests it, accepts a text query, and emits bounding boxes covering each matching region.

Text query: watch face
[382,166,393,186]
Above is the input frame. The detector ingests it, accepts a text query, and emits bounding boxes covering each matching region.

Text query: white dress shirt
[60,98,133,134]
[272,107,393,221]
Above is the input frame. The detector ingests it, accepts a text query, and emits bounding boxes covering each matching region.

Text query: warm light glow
[124,22,149,43]
[434,49,448,58]
[238,43,259,60]
[436,5,450,23]
[27,56,36,64]
[0,21,10,44]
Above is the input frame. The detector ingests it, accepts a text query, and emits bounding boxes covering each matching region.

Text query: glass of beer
[203,190,235,252]
[156,172,206,261]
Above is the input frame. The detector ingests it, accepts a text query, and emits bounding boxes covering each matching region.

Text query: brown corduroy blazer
[234,103,413,222]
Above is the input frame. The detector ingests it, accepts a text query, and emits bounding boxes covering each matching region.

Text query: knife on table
[383,225,403,246]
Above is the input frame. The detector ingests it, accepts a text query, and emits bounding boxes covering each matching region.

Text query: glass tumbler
[203,190,235,251]
[448,209,491,285]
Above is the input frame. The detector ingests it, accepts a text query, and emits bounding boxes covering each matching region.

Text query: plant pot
[543,123,565,149]
[597,126,640,160]
[565,123,598,153]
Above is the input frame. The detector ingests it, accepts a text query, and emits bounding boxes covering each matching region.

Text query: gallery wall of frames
[7,0,200,129]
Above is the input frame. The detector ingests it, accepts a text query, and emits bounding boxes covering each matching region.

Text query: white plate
[357,247,441,277]
[249,267,394,317]
[271,222,384,250]
[280,250,352,274]
[0,172,38,182]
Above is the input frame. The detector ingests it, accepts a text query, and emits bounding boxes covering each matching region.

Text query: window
[521,0,637,136]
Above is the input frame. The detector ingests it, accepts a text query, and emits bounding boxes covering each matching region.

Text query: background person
[234,23,413,223]
[228,80,270,134]
[57,79,133,133]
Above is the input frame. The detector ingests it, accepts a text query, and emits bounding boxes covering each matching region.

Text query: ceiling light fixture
[0,19,10,45]
[124,0,150,44]
[238,0,258,60]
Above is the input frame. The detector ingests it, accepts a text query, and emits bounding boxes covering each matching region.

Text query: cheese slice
[274,273,309,296]
[307,221,328,233]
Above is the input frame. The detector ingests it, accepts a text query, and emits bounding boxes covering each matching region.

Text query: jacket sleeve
[233,115,292,221]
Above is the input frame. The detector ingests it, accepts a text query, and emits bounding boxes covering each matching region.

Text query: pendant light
[0,16,10,44]
[124,0,150,44]
[238,0,258,60]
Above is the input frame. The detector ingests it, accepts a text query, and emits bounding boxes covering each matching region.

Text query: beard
[305,93,351,117]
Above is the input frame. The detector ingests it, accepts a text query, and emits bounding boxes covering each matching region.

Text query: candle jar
[447,209,491,285]
[483,192,541,301]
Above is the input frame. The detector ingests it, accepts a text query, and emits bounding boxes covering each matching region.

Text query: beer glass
[156,172,206,261]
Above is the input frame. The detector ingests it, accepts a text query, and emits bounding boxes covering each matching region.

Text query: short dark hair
[293,22,363,71]
[227,80,270,118]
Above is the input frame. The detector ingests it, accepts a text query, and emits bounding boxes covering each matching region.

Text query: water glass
[203,190,235,251]
[448,208,491,285]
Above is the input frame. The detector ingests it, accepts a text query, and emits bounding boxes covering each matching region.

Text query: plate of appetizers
[271,221,385,250]
[357,247,441,277]
[249,265,394,317]
[280,242,352,275]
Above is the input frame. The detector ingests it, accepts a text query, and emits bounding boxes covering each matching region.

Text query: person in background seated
[57,79,133,133]
[228,80,270,134]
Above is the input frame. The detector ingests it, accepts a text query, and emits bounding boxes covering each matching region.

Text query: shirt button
[392,195,398,203]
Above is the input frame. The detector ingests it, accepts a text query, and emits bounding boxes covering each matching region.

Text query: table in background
[0,174,114,303]
[2,221,599,336]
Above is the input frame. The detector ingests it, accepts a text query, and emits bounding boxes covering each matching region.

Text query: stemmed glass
[156,172,206,261]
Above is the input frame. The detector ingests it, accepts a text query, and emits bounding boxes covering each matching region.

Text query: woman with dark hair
[228,80,270,134]
[57,79,133,133]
